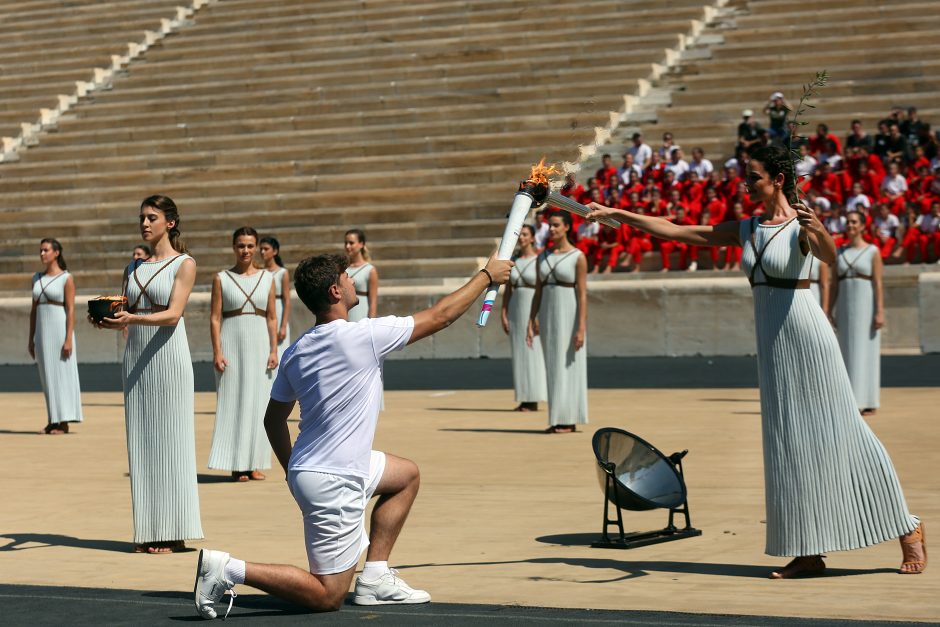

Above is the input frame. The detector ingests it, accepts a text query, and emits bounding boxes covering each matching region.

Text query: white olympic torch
[476,177,548,327]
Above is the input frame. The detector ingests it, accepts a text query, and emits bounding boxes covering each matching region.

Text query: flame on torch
[526,158,560,186]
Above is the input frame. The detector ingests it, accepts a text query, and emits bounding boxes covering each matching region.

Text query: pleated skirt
[208,315,273,471]
[538,285,588,426]
[123,320,203,544]
[508,286,547,403]
[753,286,915,556]
[836,278,880,410]
[34,305,83,423]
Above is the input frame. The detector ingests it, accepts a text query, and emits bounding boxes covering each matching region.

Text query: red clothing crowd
[543,109,940,272]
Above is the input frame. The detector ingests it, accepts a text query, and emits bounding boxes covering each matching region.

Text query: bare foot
[770,555,826,579]
[546,425,577,434]
[249,470,266,481]
[899,522,927,574]
[861,408,877,416]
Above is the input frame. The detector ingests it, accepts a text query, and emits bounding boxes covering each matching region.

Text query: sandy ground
[1,388,938,622]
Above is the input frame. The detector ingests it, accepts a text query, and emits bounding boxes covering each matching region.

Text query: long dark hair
[40,238,67,270]
[750,145,797,203]
[345,228,370,261]
[515,224,537,257]
[260,235,284,267]
[141,194,188,254]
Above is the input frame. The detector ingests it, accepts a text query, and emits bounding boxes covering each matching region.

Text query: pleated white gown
[807,256,822,305]
[32,272,83,424]
[537,249,588,426]
[208,270,274,472]
[123,255,203,544]
[835,245,880,410]
[270,266,290,360]
[740,218,915,557]
[507,256,547,403]
[347,262,373,322]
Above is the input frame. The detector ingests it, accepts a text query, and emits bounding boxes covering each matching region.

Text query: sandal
[232,472,249,483]
[249,470,266,481]
[545,425,576,434]
[769,555,826,579]
[899,521,927,574]
[134,541,185,554]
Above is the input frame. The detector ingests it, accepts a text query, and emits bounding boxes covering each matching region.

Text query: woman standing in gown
[260,236,291,360]
[585,145,926,577]
[29,238,83,434]
[344,229,378,321]
[526,213,589,433]
[97,195,203,554]
[829,211,883,416]
[208,227,278,482]
[500,225,547,412]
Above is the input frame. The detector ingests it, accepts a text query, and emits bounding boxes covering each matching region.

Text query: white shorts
[287,451,387,575]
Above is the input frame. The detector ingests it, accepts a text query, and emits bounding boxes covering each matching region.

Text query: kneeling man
[195,253,512,618]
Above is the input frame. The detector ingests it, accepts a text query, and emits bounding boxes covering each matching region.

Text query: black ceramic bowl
[88,296,127,323]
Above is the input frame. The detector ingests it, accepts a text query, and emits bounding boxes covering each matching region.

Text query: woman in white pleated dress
[208,227,278,481]
[526,213,589,433]
[260,236,291,360]
[585,146,925,577]
[96,195,203,554]
[29,238,83,434]
[501,225,547,412]
[830,211,883,416]
[344,229,378,322]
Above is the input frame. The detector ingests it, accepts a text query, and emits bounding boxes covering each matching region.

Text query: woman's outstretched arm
[585,203,741,247]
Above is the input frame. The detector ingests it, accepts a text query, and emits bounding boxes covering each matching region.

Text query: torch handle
[545,192,620,228]
[477,191,536,328]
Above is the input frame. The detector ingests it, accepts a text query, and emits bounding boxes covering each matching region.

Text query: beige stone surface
[1,387,938,621]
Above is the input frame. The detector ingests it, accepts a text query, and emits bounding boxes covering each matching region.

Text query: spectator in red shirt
[809,162,843,204]
[595,153,617,186]
[871,202,901,260]
[646,187,666,216]
[808,123,842,158]
[658,205,693,271]
[644,151,666,184]
[909,200,940,262]
[560,173,584,202]
[723,202,747,271]
[592,223,624,274]
[618,207,653,273]
[687,186,726,271]
[681,170,706,216]
[880,161,908,214]
[622,169,644,197]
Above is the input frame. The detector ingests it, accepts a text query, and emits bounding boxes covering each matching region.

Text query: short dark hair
[294,253,349,315]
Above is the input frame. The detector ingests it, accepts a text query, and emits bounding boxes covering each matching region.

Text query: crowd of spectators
[546,96,940,272]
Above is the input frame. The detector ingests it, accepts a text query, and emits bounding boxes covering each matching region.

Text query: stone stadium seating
[593,0,940,169]
[0,0,716,293]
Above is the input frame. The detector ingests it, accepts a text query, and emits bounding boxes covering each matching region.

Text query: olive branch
[786,70,829,205]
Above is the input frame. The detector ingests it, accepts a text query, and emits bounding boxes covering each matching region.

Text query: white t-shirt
[627,143,652,167]
[845,194,872,211]
[534,221,550,250]
[689,158,713,178]
[916,213,940,234]
[577,221,599,240]
[874,214,900,239]
[825,214,846,235]
[664,159,690,180]
[795,155,817,178]
[271,316,414,478]
[881,174,907,195]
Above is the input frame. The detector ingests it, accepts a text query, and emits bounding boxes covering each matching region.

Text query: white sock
[224,557,246,585]
[361,560,389,582]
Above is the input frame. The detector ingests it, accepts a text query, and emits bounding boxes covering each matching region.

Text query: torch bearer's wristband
[479,267,494,283]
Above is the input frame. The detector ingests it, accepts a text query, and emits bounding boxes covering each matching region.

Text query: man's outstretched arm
[409,257,513,345]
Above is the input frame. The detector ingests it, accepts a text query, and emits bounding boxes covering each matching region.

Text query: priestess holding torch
[584,145,925,579]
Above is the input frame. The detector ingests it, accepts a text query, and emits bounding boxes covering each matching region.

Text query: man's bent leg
[353,452,429,605]
[366,453,420,561]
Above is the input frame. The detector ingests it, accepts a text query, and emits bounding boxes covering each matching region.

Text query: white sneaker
[687,261,698,272]
[194,549,236,619]
[353,569,431,605]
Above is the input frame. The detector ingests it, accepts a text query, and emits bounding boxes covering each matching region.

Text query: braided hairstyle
[40,238,67,270]
[141,194,189,254]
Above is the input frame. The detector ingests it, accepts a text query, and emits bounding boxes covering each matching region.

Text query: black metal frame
[592,451,703,550]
